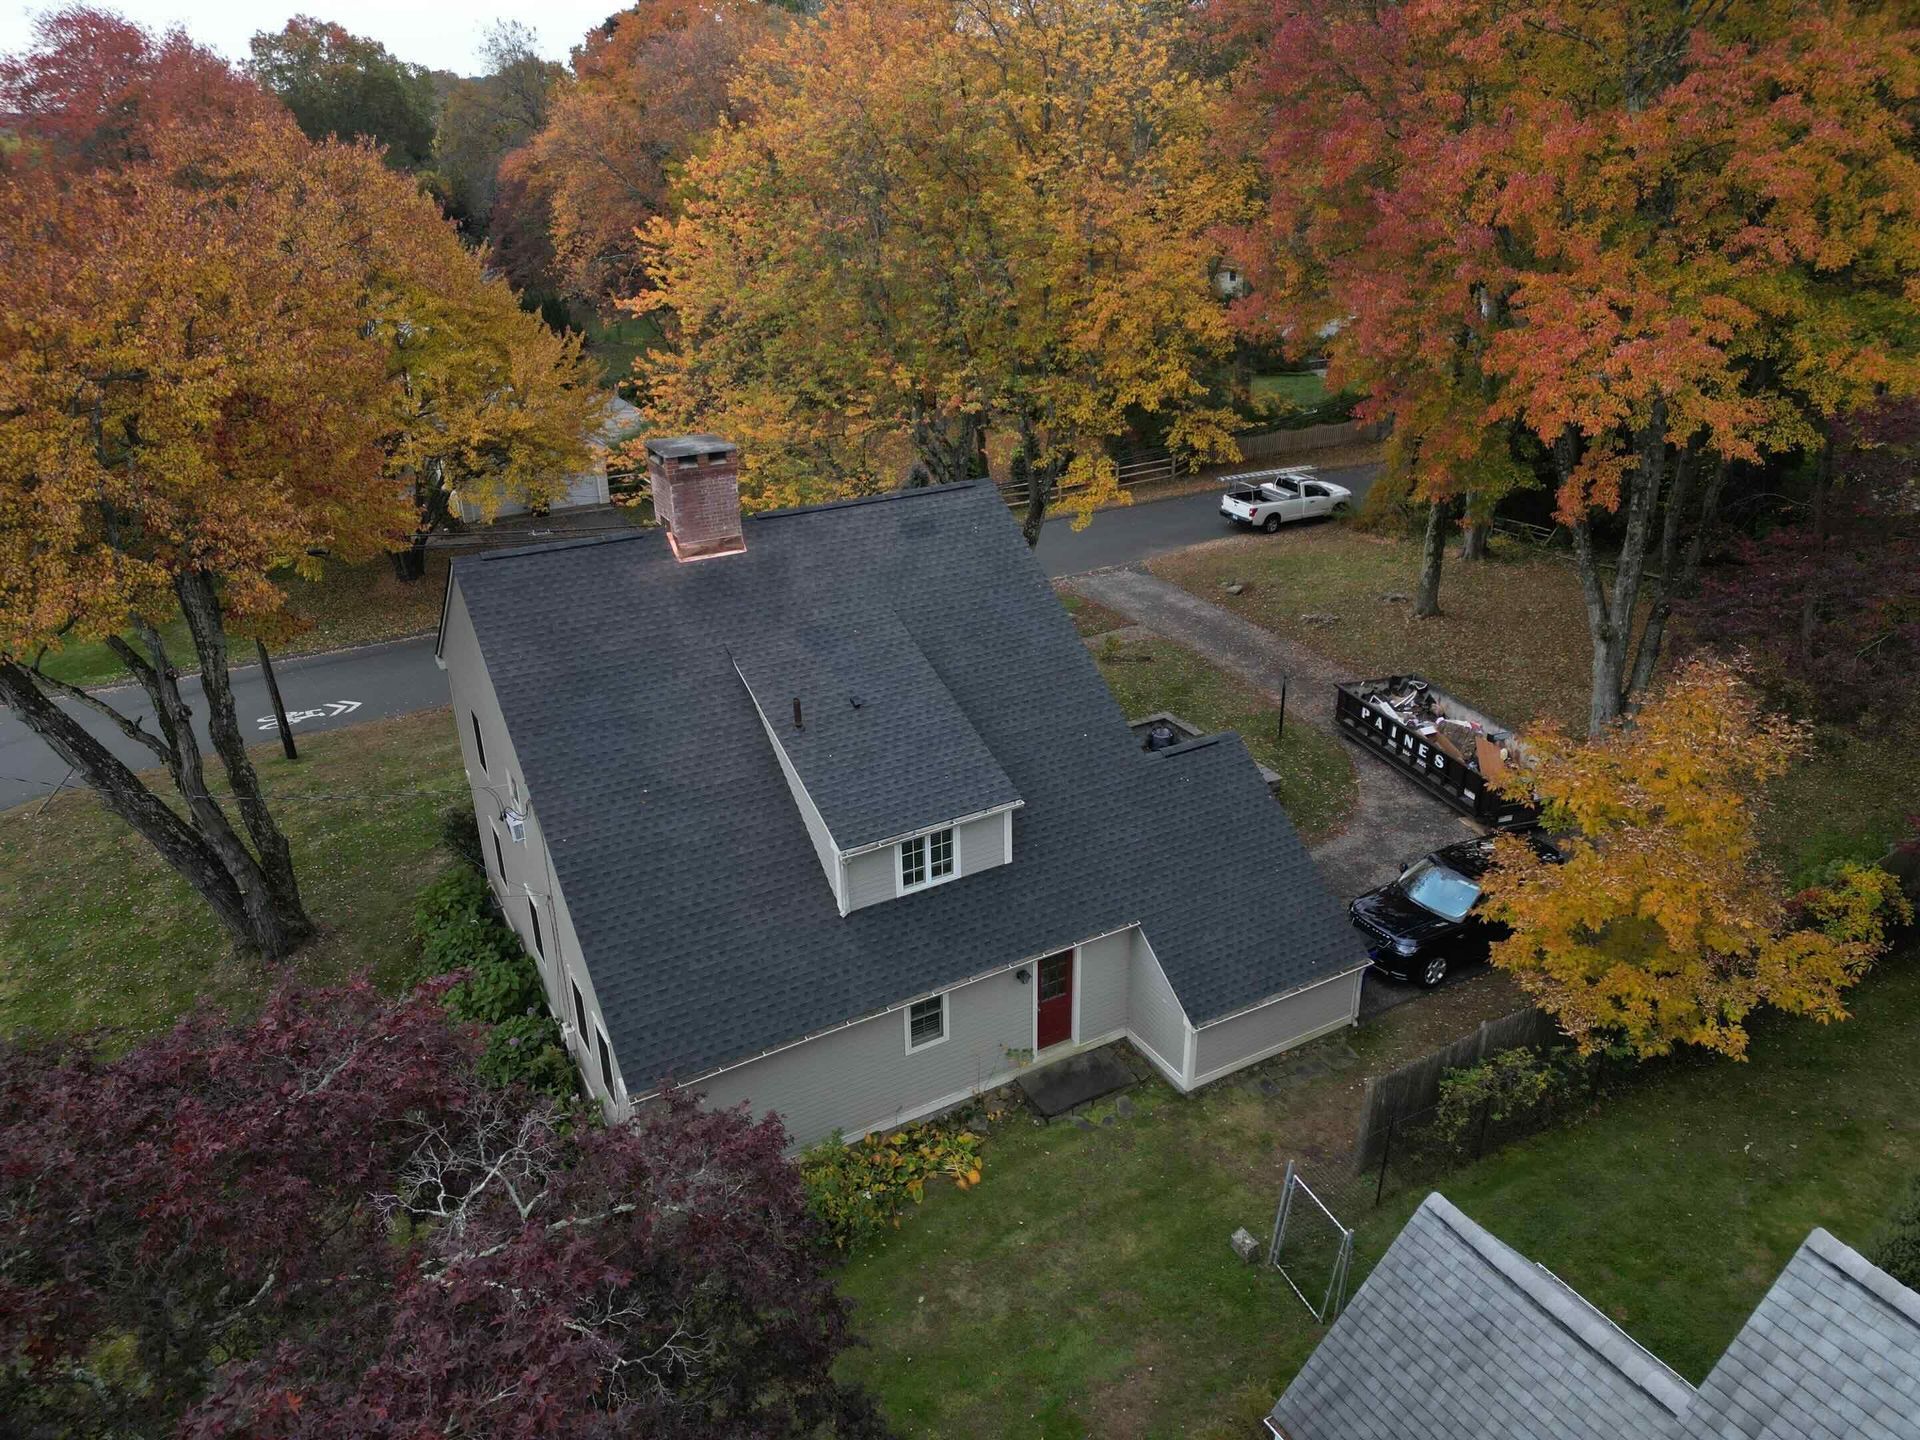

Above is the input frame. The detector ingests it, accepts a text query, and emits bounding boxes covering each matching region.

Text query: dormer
[732,611,1022,914]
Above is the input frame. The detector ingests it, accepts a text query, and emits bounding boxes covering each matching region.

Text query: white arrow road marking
[255,699,363,731]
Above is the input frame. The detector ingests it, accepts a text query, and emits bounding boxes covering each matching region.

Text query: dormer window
[900,826,955,892]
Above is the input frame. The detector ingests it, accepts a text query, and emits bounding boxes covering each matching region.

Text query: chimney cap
[645,434,736,461]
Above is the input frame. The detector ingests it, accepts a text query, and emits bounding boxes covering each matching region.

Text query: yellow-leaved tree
[1482,658,1909,1059]
[633,0,1247,541]
[0,12,595,955]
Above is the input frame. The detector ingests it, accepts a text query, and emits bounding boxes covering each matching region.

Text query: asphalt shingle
[450,482,1365,1087]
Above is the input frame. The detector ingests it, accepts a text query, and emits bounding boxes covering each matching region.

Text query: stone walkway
[1066,565,1473,902]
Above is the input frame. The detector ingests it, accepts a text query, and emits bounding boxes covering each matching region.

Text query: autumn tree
[500,0,784,307]
[433,21,563,235]
[1228,0,1920,720]
[1481,658,1910,1060]
[636,0,1245,536]
[0,983,888,1438]
[0,15,593,953]
[247,15,438,167]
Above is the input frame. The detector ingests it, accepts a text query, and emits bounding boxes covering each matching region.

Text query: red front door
[1036,951,1074,1050]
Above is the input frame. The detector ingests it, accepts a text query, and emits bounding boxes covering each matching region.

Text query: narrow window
[571,979,587,1035]
[928,827,954,879]
[491,827,506,878]
[900,834,927,889]
[470,712,488,773]
[597,1029,614,1093]
[528,897,544,958]
[906,994,946,1051]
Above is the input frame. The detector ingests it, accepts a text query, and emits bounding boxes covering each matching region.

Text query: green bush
[800,1122,984,1251]
[1871,1177,1920,1291]
[411,865,575,1100]
[1432,1046,1585,1146]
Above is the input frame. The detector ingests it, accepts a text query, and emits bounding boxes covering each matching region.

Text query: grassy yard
[35,554,451,689]
[573,303,662,389]
[1152,528,1604,734]
[837,947,1920,1435]
[1249,372,1329,412]
[0,709,463,1042]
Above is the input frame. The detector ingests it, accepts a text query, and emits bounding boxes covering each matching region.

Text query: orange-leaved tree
[634,0,1247,538]
[1226,0,1920,721]
[0,13,594,954]
[497,0,785,310]
[1481,658,1909,1059]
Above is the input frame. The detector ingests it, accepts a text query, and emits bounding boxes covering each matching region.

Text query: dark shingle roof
[731,609,1020,849]
[451,483,1364,1085]
[1270,1193,1693,1440]
[1677,1228,1920,1440]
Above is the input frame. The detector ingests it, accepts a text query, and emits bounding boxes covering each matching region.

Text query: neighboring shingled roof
[449,482,1364,1085]
[1268,1193,1694,1440]
[731,608,1021,850]
[1677,1228,1920,1440]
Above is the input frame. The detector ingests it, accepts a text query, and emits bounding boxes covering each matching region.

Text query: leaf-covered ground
[0,709,463,1042]
[1151,528,1607,734]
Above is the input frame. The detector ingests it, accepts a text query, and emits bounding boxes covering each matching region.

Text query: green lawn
[1089,630,1357,844]
[1250,372,1329,412]
[1152,528,1606,734]
[837,948,1920,1434]
[572,302,662,389]
[35,554,451,689]
[0,709,463,1042]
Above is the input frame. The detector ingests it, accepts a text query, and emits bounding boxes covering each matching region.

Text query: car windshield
[1400,858,1481,921]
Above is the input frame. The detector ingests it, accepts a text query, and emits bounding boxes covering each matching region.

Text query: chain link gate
[1268,1160,1355,1322]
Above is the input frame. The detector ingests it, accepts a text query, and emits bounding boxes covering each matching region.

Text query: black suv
[1348,832,1561,988]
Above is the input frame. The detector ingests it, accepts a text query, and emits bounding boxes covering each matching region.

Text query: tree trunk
[0,659,257,948]
[176,570,310,943]
[1626,448,1725,703]
[1562,405,1672,732]
[1013,415,1053,547]
[1459,496,1491,560]
[393,466,450,582]
[1414,497,1453,617]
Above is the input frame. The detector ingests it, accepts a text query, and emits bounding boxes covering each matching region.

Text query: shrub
[438,801,486,872]
[411,866,575,1101]
[799,1121,984,1251]
[1871,1177,1920,1291]
[1432,1047,1585,1147]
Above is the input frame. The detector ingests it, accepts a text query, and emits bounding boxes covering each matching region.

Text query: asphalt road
[0,460,1380,811]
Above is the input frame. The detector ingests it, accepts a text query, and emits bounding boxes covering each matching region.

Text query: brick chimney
[646,435,744,561]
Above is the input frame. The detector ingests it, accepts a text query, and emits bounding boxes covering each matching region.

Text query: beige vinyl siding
[844,845,895,910]
[1126,930,1191,1086]
[695,963,1037,1148]
[442,582,628,1116]
[841,806,1017,914]
[1190,968,1363,1085]
[1076,929,1132,1040]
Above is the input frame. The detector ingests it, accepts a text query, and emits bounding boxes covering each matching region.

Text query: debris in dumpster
[1333,674,1538,828]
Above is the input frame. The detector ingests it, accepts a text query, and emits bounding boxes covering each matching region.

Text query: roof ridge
[746,480,979,523]
[1421,1195,1696,1416]
[1803,1227,1920,1329]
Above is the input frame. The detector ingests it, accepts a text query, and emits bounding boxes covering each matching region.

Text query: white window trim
[896,824,961,897]
[904,993,950,1054]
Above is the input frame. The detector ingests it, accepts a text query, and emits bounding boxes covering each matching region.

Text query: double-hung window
[900,826,956,892]
[906,994,947,1052]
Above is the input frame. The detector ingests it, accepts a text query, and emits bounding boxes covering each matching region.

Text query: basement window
[905,994,947,1053]
[900,827,956,892]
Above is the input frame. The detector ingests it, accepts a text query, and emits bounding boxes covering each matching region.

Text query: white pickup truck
[1219,470,1353,532]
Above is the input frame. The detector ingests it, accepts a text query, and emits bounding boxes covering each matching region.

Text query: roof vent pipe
[792,696,803,731]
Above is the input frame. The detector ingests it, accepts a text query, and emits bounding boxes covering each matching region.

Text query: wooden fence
[1349,1006,1560,1173]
